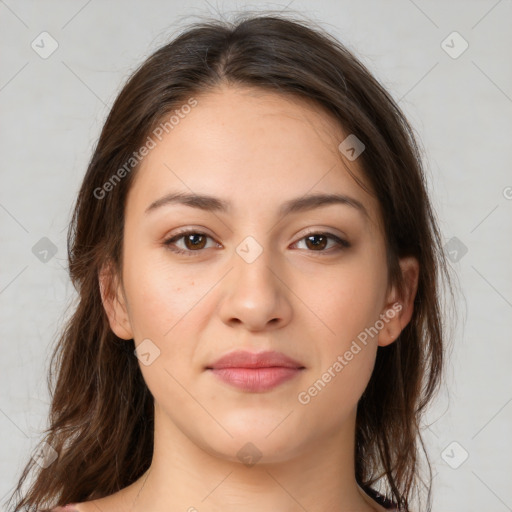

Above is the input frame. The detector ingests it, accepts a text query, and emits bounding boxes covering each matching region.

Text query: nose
[217,240,293,332]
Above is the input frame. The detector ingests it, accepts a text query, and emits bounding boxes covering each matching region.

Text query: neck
[125,403,378,512]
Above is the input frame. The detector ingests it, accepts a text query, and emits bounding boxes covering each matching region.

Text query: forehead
[127,85,383,233]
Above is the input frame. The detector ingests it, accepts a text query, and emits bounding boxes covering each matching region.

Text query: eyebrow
[145,191,369,219]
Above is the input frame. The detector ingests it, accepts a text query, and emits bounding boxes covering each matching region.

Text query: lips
[207,350,305,370]
[206,350,305,392]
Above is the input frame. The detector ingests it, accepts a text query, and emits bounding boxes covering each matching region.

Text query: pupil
[307,235,326,250]
[186,234,205,249]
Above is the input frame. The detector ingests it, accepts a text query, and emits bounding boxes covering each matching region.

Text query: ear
[98,262,133,340]
[378,256,419,347]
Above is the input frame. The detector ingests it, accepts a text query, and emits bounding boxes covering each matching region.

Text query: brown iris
[183,233,208,250]
[304,234,328,251]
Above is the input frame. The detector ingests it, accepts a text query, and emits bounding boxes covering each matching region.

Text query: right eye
[163,230,220,256]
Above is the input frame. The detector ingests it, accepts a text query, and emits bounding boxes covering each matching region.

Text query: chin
[195,414,309,465]
[205,436,303,466]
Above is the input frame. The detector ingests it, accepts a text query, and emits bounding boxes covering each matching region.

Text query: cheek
[301,253,386,404]
[122,252,218,384]
[124,262,204,403]
[297,273,382,422]
[296,345,376,441]
[318,257,387,345]
[123,250,204,339]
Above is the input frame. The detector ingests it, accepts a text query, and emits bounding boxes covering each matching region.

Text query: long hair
[6,12,453,512]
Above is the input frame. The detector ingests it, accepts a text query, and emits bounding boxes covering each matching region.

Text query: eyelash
[163,229,351,257]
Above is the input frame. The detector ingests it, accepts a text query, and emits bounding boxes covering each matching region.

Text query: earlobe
[377,256,419,347]
[98,263,133,340]
[377,301,403,347]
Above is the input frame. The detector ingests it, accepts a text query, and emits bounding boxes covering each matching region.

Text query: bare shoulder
[57,500,108,512]
[67,492,133,512]
[45,501,105,512]
[50,475,145,512]
[46,502,102,512]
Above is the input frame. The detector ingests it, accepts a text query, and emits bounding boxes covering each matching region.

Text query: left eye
[163,231,218,255]
[293,232,349,252]
[163,230,350,256]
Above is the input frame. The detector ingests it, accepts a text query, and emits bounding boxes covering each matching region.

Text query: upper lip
[207,350,305,369]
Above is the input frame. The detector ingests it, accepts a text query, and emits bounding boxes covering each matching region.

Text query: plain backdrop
[1,1,511,511]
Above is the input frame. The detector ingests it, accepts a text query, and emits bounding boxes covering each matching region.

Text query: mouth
[206,350,305,393]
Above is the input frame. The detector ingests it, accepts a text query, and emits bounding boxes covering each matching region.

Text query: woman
[6,12,452,512]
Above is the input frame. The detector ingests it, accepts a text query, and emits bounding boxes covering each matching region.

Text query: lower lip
[209,367,302,392]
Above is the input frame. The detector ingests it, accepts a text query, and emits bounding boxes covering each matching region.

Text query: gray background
[1,1,511,511]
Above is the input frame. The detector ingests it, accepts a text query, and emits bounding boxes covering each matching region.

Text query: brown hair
[6,11,453,512]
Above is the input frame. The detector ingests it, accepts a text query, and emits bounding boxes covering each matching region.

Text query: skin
[82,85,418,512]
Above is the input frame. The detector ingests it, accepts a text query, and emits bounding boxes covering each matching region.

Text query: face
[101,85,417,464]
